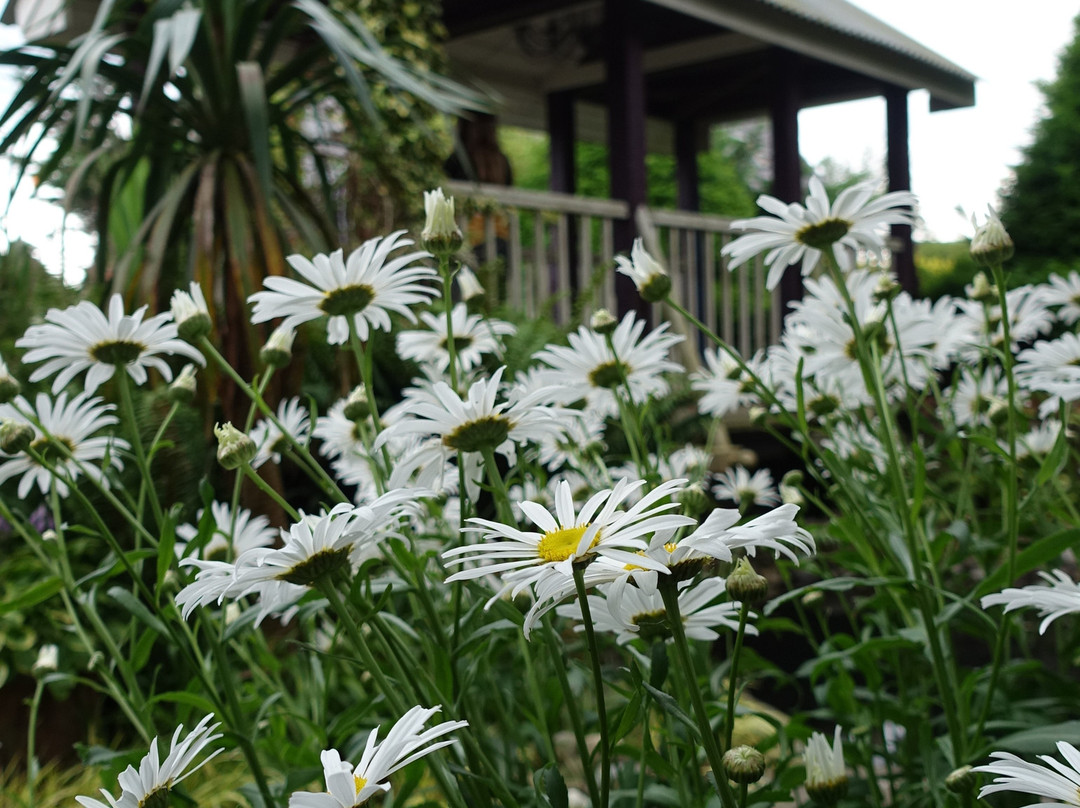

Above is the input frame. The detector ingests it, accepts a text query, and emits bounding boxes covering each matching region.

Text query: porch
[445,179,782,371]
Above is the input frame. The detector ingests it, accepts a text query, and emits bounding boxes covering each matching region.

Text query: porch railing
[443,180,781,363]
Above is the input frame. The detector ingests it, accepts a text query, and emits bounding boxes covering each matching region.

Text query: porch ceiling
[444,0,976,138]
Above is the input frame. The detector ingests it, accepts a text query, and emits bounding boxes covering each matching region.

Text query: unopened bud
[171,283,212,342]
[215,422,257,470]
[969,272,997,304]
[456,265,485,301]
[723,745,766,784]
[342,386,371,421]
[945,765,976,794]
[168,364,198,404]
[590,308,618,335]
[970,205,1014,267]
[260,325,295,368]
[726,556,768,604]
[422,187,463,258]
[32,643,58,676]
[872,273,901,304]
[0,419,33,454]
[0,359,19,404]
[678,482,712,517]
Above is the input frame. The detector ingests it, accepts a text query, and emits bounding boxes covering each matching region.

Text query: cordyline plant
[0,0,484,408]
[2,182,1080,808]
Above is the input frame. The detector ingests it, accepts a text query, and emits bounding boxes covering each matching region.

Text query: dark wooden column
[548,90,576,194]
[675,119,700,212]
[885,84,917,295]
[548,90,580,294]
[771,49,803,312]
[605,0,648,316]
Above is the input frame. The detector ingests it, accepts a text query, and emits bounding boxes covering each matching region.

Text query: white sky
[799,0,1080,241]
[0,1,1076,280]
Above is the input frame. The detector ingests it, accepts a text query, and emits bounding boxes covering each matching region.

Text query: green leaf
[975,527,1080,598]
[157,507,180,590]
[991,721,1080,754]
[168,8,202,74]
[763,577,901,616]
[107,586,167,634]
[237,61,272,195]
[641,682,698,737]
[0,576,63,615]
[150,690,219,715]
[1034,420,1070,487]
[535,764,568,808]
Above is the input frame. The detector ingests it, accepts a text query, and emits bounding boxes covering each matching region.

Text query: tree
[1000,12,1080,276]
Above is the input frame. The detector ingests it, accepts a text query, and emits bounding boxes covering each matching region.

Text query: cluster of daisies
[3,176,1077,807]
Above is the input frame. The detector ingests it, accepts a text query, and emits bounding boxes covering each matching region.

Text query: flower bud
[590,308,618,335]
[780,470,804,506]
[872,272,900,304]
[945,765,976,795]
[615,238,672,302]
[723,745,766,784]
[260,324,295,368]
[970,205,1014,267]
[342,386,371,421]
[968,272,997,303]
[422,187,463,258]
[456,265,485,301]
[32,643,58,677]
[171,282,212,343]
[168,364,198,405]
[215,422,257,470]
[726,556,768,605]
[805,727,848,806]
[0,419,34,454]
[678,482,713,518]
[0,359,19,404]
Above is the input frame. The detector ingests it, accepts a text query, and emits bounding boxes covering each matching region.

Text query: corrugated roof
[757,0,976,82]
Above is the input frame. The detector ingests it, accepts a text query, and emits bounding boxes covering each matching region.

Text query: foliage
[499,126,758,217]
[0,242,75,374]
[1000,11,1080,275]
[915,240,980,299]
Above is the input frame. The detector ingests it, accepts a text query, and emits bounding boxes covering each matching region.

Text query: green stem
[439,255,460,392]
[480,446,515,524]
[572,563,611,808]
[658,581,737,808]
[117,372,163,528]
[724,602,752,750]
[544,622,602,808]
[26,676,45,806]
[241,464,300,521]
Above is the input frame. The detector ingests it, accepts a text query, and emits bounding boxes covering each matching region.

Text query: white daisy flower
[170,281,212,342]
[445,477,692,599]
[981,570,1080,634]
[1043,271,1080,325]
[17,294,205,394]
[1017,332,1080,414]
[721,175,917,291]
[1016,419,1069,459]
[288,705,467,808]
[175,501,277,560]
[533,312,683,418]
[691,346,764,418]
[974,741,1080,808]
[374,367,568,479]
[249,231,438,345]
[556,576,753,645]
[956,284,1054,361]
[712,466,780,507]
[950,367,1008,429]
[249,397,312,468]
[0,392,129,497]
[396,302,515,376]
[681,504,814,564]
[76,714,223,808]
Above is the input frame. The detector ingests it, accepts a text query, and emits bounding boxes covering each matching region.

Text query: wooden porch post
[771,49,803,312]
[548,90,579,294]
[886,84,918,295]
[675,119,700,212]
[605,0,648,317]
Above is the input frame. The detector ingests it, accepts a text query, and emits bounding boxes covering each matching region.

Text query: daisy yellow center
[442,415,510,453]
[29,435,75,464]
[537,524,598,563]
[588,359,629,389]
[320,284,375,317]
[277,546,351,586]
[139,786,170,808]
[795,218,852,250]
[90,339,145,365]
[354,774,368,795]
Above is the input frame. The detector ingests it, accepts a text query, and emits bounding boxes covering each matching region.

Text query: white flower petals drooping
[974,741,1080,808]
[288,705,467,808]
[76,714,223,808]
[981,570,1080,634]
